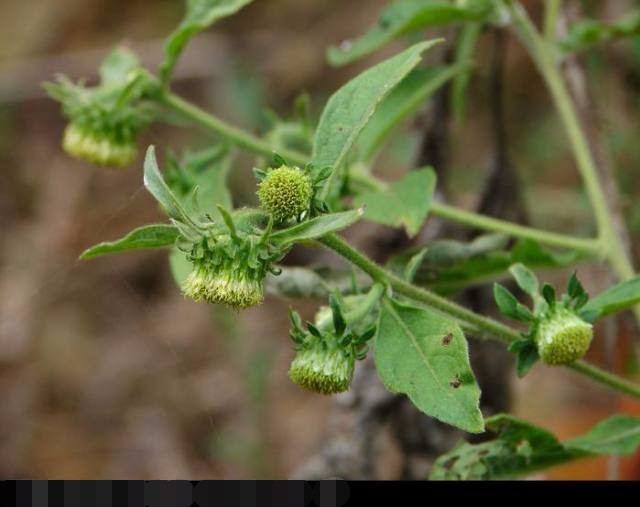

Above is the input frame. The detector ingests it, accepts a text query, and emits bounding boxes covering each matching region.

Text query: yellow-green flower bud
[535,308,593,365]
[181,235,269,310]
[63,123,137,168]
[288,335,355,395]
[182,261,264,309]
[257,166,312,222]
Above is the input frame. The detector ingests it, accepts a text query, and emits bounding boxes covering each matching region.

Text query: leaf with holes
[375,297,483,433]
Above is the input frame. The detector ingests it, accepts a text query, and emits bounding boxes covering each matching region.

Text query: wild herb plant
[45,0,640,479]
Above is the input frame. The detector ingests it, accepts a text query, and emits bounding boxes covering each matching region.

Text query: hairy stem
[158,90,308,167]
[508,2,639,319]
[319,232,640,400]
[349,169,601,255]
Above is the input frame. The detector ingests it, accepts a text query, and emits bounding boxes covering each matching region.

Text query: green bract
[287,300,373,395]
[182,233,274,309]
[257,165,312,222]
[288,335,355,395]
[44,48,154,168]
[535,308,593,366]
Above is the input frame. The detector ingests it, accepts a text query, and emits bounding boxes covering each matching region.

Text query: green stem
[543,0,561,45]
[430,201,601,255]
[350,169,601,255]
[319,232,640,400]
[508,2,639,318]
[158,90,308,167]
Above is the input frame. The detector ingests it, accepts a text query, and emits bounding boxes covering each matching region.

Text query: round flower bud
[288,334,355,395]
[257,166,312,222]
[534,308,593,365]
[63,123,137,168]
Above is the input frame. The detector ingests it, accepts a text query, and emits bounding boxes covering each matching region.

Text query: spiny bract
[257,165,312,222]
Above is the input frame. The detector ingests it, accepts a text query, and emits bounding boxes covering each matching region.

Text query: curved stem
[158,90,308,167]
[350,169,602,255]
[508,2,639,321]
[319,232,640,400]
[430,201,602,255]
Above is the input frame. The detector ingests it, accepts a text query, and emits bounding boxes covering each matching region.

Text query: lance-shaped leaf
[357,65,462,162]
[143,146,198,227]
[375,297,484,433]
[579,276,640,322]
[270,209,363,246]
[327,0,493,66]
[354,168,435,237]
[493,283,534,322]
[313,40,442,197]
[509,263,539,300]
[160,0,254,84]
[564,415,640,455]
[80,224,180,260]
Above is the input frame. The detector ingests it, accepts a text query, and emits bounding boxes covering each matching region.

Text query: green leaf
[431,413,640,480]
[80,224,180,260]
[160,0,254,84]
[560,11,640,53]
[451,22,481,125]
[579,276,640,322]
[493,283,534,322]
[99,47,141,86]
[327,0,493,66]
[509,263,539,300]
[375,297,484,433]
[169,246,192,288]
[165,145,232,218]
[357,65,462,162]
[565,415,640,455]
[508,339,539,378]
[313,40,442,194]
[353,168,435,237]
[390,237,584,294]
[429,414,576,480]
[143,146,197,227]
[270,209,363,246]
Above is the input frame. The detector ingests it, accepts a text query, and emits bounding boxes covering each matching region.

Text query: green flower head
[535,308,593,366]
[287,302,373,395]
[182,235,268,310]
[44,48,153,168]
[63,122,138,168]
[257,165,312,222]
[288,332,355,395]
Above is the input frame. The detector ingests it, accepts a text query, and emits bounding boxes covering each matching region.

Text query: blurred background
[1,0,640,479]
